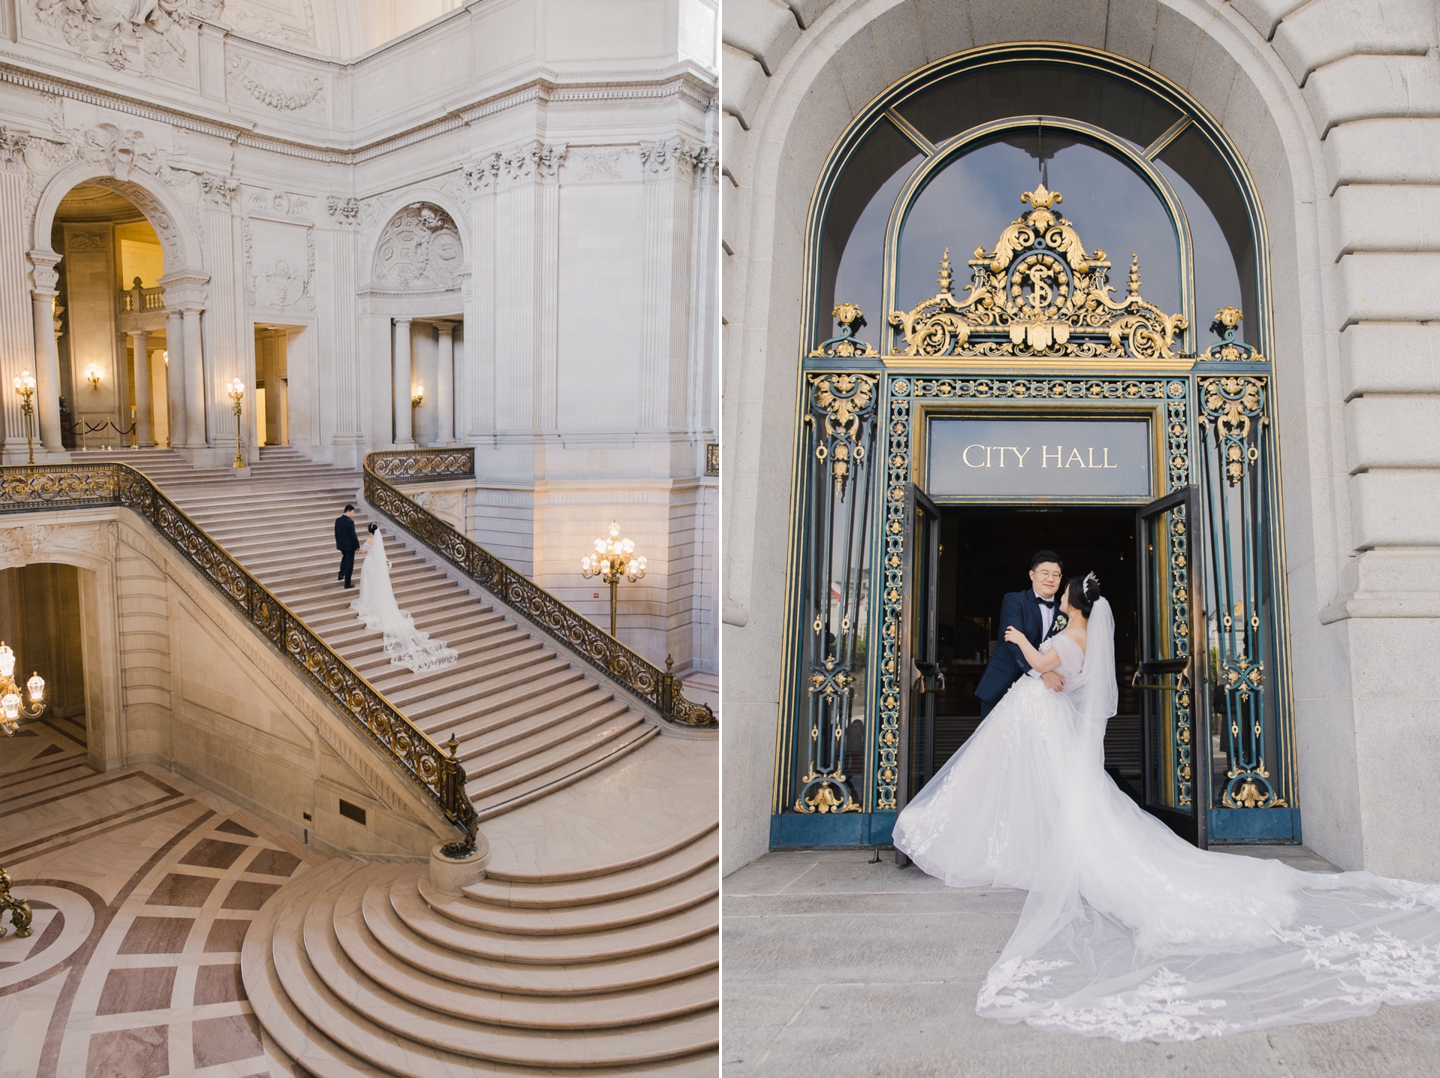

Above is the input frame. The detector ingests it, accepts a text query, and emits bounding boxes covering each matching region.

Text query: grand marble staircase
[86,444,719,1074]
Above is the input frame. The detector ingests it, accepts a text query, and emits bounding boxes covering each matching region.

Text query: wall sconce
[411,385,425,408]
[85,363,101,390]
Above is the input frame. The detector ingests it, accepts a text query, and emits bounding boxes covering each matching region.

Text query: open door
[908,486,942,801]
[1135,487,1209,848]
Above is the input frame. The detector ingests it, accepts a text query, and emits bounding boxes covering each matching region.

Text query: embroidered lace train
[893,599,1440,1042]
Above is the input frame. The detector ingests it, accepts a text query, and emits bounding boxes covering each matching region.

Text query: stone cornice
[0,59,716,166]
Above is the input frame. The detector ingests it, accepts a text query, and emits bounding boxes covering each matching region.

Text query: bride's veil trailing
[352,530,458,673]
[975,593,1440,1042]
[1068,596,1117,732]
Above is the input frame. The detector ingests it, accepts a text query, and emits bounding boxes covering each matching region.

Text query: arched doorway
[50,184,170,450]
[773,47,1294,851]
[27,167,209,463]
[365,200,466,449]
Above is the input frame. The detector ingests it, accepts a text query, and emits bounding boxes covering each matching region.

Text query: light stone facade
[2,0,719,672]
[721,0,1440,878]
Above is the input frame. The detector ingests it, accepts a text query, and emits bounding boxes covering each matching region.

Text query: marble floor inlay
[0,717,325,1078]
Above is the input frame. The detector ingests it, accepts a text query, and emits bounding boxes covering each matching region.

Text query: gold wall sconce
[85,363,101,390]
[411,385,425,408]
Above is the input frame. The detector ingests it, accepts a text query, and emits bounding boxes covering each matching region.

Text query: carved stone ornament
[32,0,219,74]
[0,128,30,170]
[326,195,360,223]
[889,184,1188,360]
[371,203,464,290]
[500,142,567,184]
[229,58,325,113]
[200,172,238,207]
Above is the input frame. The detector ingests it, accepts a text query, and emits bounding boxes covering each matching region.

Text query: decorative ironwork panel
[0,463,478,853]
[889,186,1187,360]
[369,447,476,483]
[362,455,716,729]
[788,373,879,813]
[1196,373,1287,811]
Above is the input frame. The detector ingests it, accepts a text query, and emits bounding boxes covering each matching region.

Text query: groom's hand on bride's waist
[1041,670,1065,693]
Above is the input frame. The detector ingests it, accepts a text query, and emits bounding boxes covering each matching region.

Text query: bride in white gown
[350,523,458,674]
[894,572,1440,1042]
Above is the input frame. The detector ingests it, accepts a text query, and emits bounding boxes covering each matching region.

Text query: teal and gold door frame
[773,170,1297,848]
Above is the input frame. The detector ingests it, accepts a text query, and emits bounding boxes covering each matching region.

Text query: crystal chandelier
[580,522,647,637]
[0,643,45,737]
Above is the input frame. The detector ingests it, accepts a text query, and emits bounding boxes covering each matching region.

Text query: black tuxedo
[975,589,1063,717]
[334,514,359,586]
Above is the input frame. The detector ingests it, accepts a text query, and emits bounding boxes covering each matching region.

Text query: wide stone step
[467,712,647,795]
[472,726,659,821]
[405,659,579,722]
[488,822,719,885]
[294,878,717,1068]
[381,877,719,965]
[416,672,594,738]
[463,831,718,909]
[416,845,716,936]
[331,872,717,1025]
[450,689,625,761]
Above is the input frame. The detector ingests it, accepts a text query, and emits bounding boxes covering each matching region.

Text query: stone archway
[28,165,208,457]
[720,3,1376,874]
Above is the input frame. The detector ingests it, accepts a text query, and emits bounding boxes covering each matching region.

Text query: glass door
[1135,487,1209,847]
[907,487,942,800]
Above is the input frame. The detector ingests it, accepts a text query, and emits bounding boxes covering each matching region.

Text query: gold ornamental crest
[889,184,1188,361]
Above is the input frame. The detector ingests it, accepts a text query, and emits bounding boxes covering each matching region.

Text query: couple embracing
[893,548,1440,1041]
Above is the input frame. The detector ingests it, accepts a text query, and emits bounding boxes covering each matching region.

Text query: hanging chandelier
[0,643,46,737]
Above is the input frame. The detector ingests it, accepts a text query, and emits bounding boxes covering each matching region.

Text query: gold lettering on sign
[1043,446,1062,468]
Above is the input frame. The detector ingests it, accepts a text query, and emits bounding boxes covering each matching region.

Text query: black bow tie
[1036,596,1057,608]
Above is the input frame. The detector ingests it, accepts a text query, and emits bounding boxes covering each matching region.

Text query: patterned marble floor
[0,715,324,1078]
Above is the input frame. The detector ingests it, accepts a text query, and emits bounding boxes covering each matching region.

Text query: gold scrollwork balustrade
[363,451,717,729]
[368,447,477,483]
[0,463,480,855]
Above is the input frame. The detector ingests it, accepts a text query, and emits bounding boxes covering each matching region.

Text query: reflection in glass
[896,138,1181,332]
[818,118,920,352]
[896,62,1180,150]
[1159,127,1257,344]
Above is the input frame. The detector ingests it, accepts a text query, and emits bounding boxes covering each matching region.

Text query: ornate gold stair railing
[363,449,717,729]
[0,463,479,854]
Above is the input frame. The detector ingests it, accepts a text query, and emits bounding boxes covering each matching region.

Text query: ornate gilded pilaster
[792,371,878,814]
[1196,363,1280,811]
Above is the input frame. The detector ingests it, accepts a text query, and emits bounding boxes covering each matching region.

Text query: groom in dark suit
[334,504,360,589]
[975,550,1066,716]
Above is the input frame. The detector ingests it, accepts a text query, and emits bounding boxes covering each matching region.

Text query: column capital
[394,316,414,327]
[433,319,460,334]
[28,248,61,295]
[159,270,210,311]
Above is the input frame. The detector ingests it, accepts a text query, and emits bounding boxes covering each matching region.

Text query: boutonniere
[1051,612,1069,633]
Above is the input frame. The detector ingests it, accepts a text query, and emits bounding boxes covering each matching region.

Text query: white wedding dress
[350,530,458,673]
[894,598,1440,1042]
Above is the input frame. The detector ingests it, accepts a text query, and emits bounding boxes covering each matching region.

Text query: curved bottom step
[244,861,718,1077]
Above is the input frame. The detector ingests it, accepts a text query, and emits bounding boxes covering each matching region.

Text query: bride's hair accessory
[368,522,379,534]
[1063,572,1101,617]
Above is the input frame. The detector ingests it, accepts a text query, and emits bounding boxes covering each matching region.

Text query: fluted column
[393,317,414,448]
[182,307,206,447]
[163,307,186,447]
[129,329,154,447]
[27,251,64,451]
[436,320,457,445]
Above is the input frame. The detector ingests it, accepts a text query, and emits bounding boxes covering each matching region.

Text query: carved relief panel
[371,204,463,291]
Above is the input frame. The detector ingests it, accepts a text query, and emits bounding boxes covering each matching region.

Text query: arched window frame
[801,45,1272,360]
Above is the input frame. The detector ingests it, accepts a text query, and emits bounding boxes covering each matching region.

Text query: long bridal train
[895,597,1440,1042]
[351,529,459,674]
